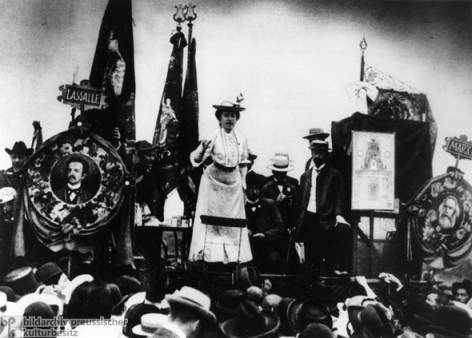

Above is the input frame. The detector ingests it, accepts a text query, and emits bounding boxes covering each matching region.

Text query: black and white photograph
[0,0,472,337]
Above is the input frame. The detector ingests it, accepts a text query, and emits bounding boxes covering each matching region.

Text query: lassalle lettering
[65,86,101,106]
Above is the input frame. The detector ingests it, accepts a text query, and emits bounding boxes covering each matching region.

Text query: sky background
[1,0,472,197]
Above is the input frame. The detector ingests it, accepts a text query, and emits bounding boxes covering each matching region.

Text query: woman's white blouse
[190,128,248,168]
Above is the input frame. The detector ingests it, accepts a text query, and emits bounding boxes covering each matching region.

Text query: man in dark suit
[302,128,330,171]
[244,150,267,190]
[56,156,92,204]
[261,153,298,230]
[246,174,285,272]
[295,140,351,274]
[0,141,33,190]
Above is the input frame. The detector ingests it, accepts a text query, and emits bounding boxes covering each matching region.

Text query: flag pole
[360,36,367,81]
[184,3,197,45]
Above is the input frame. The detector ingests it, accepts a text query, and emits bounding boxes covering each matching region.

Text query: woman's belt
[213,162,238,172]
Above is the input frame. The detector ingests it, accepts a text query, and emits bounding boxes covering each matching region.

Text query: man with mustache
[56,156,92,205]
[0,141,33,189]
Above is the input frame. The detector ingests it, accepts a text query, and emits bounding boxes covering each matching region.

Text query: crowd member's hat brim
[3,267,42,296]
[213,101,246,112]
[214,289,245,319]
[0,187,16,204]
[17,293,63,316]
[131,313,170,338]
[266,164,294,172]
[136,140,160,153]
[165,288,217,324]
[5,141,33,156]
[220,302,280,338]
[0,286,19,302]
[35,262,64,285]
[287,299,333,333]
[303,128,329,140]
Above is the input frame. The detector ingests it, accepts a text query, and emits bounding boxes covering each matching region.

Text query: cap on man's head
[136,140,160,154]
[303,128,329,141]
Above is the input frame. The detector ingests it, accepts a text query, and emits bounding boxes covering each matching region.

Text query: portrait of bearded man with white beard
[437,195,461,232]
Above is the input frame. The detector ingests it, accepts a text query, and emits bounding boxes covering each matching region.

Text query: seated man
[261,152,298,230]
[246,175,286,273]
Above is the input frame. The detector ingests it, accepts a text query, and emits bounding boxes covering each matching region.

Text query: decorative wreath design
[409,170,472,269]
[23,127,128,250]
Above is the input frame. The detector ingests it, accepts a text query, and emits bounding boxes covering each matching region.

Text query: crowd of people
[0,261,471,337]
[0,98,471,337]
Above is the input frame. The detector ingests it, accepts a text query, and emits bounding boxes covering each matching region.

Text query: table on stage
[135,224,192,265]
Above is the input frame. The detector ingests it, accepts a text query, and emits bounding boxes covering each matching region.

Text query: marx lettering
[447,139,472,159]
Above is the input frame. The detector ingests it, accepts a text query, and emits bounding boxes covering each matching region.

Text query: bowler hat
[165,286,217,324]
[303,128,329,140]
[0,286,19,302]
[136,140,160,153]
[35,262,64,285]
[214,289,245,321]
[3,267,41,296]
[220,300,280,338]
[287,299,333,333]
[5,141,33,156]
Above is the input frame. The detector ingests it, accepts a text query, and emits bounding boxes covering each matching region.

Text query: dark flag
[150,30,187,220]
[86,0,136,142]
[178,38,201,216]
[180,38,199,166]
[87,0,136,267]
[152,30,187,151]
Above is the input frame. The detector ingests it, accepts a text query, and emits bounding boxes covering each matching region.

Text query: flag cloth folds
[86,0,136,142]
[87,0,135,266]
[152,30,187,151]
[178,38,201,216]
[180,38,199,166]
[364,64,437,153]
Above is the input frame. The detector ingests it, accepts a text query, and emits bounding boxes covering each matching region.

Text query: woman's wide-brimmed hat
[267,153,294,172]
[5,141,33,156]
[214,94,246,119]
[165,286,217,324]
[303,128,329,140]
[220,300,280,338]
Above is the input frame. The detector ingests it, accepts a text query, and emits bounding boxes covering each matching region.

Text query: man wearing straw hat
[302,128,330,171]
[261,153,299,231]
[295,139,350,275]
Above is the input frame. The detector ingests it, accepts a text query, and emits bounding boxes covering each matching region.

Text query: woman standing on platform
[188,96,252,264]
